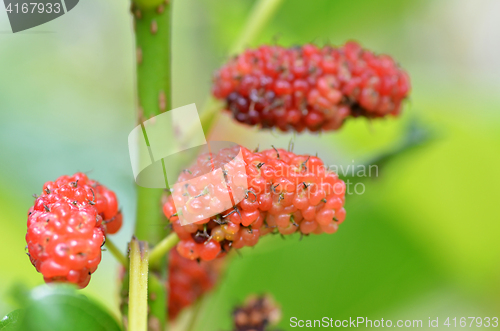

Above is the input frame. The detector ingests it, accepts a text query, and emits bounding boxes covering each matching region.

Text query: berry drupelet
[212,41,410,132]
[26,173,122,288]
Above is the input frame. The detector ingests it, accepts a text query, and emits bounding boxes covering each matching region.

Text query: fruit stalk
[128,237,149,331]
[229,0,284,55]
[104,238,128,267]
[149,232,180,269]
[195,0,285,135]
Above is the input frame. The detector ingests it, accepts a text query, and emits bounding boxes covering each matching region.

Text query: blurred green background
[0,0,499,329]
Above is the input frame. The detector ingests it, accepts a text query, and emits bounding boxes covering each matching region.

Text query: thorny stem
[104,238,128,267]
[149,232,180,269]
[128,237,149,331]
[130,0,172,330]
[133,0,172,244]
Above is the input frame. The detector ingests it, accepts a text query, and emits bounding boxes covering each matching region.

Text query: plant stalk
[149,233,180,268]
[197,0,285,134]
[133,0,172,245]
[128,237,149,331]
[104,238,128,267]
[229,0,284,55]
[130,1,173,329]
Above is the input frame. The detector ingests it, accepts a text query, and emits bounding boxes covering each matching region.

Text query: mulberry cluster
[163,145,346,262]
[168,249,222,320]
[212,41,410,132]
[232,295,281,331]
[26,173,122,288]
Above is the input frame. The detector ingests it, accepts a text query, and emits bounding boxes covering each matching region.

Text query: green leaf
[16,285,122,331]
[0,309,25,331]
[6,283,31,308]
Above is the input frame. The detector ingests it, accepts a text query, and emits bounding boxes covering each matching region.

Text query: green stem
[128,237,149,331]
[229,0,285,55]
[195,97,223,138]
[133,2,172,120]
[197,0,284,134]
[104,238,128,267]
[133,0,172,244]
[135,187,166,245]
[131,1,173,330]
[149,233,180,268]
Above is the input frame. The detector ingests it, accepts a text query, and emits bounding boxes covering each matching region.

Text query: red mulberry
[212,41,410,132]
[168,249,222,320]
[232,295,281,331]
[26,173,122,288]
[163,145,346,261]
